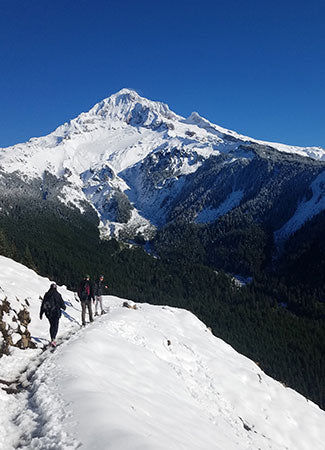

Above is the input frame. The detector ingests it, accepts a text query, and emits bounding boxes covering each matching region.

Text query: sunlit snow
[0,256,324,449]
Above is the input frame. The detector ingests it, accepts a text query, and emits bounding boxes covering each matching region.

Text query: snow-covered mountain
[1,89,325,240]
[0,255,324,450]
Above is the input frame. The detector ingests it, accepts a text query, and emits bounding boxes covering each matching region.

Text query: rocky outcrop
[0,297,36,357]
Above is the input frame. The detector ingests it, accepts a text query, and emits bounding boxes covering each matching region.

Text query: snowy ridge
[185,111,325,160]
[0,256,325,450]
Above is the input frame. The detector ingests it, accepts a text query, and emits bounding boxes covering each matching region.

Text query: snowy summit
[0,255,324,449]
[1,89,325,240]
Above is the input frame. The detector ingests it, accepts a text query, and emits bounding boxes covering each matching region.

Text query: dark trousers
[47,314,60,341]
[81,300,93,325]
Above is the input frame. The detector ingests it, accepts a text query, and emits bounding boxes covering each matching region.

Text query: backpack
[80,282,90,301]
[43,291,57,316]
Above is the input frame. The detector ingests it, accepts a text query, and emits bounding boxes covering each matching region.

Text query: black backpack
[80,282,91,301]
[43,291,57,315]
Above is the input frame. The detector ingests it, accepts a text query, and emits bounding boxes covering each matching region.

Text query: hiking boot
[101,310,105,315]
[94,312,98,316]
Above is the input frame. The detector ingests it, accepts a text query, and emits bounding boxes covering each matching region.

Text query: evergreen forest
[0,198,324,411]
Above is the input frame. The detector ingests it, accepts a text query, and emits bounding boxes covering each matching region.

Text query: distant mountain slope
[1,89,325,241]
[0,256,324,450]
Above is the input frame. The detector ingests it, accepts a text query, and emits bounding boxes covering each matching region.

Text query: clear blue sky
[1,0,324,148]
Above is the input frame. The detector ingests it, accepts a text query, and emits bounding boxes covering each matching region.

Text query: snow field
[0,256,325,449]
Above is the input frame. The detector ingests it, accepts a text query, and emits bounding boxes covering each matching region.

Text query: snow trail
[13,333,82,449]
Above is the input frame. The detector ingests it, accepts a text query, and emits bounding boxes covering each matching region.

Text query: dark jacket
[94,279,105,297]
[78,279,94,302]
[40,287,66,319]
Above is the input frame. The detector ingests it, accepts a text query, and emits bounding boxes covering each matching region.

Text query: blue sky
[0,0,324,148]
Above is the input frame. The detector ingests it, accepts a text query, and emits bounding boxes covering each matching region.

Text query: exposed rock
[122,301,138,310]
[0,298,10,315]
[0,298,36,356]
[17,308,31,327]
[16,334,30,349]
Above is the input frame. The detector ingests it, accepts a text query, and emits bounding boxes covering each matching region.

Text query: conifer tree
[22,245,37,271]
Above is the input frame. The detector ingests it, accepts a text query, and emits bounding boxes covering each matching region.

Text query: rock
[17,308,31,327]
[0,299,36,354]
[122,301,138,310]
[16,334,29,349]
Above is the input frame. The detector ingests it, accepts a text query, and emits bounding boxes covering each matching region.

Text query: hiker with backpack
[94,274,108,316]
[40,282,66,347]
[78,274,94,326]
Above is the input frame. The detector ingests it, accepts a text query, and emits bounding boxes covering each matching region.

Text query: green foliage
[154,222,207,265]
[22,245,37,271]
[154,216,271,277]
[278,210,325,289]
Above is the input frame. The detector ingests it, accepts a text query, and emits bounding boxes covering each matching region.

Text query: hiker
[40,282,66,347]
[78,274,94,326]
[94,274,108,316]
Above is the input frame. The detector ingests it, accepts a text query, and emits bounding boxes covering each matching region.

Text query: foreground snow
[0,256,324,449]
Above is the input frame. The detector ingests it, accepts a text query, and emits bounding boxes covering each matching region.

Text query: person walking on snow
[40,282,66,347]
[94,275,108,316]
[78,274,94,326]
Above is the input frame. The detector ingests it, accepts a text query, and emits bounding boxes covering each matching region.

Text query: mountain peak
[184,111,227,138]
[187,111,202,121]
[82,88,181,126]
[99,88,141,107]
[112,87,141,99]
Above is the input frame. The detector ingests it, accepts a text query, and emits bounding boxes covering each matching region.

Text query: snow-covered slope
[0,256,324,450]
[1,89,324,238]
[1,89,323,177]
[185,111,325,160]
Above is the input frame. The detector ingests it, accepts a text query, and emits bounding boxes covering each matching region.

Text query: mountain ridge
[1,88,324,162]
[1,88,324,242]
